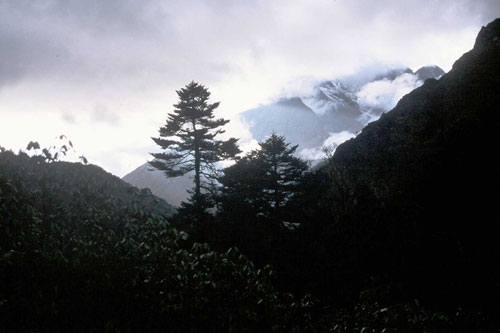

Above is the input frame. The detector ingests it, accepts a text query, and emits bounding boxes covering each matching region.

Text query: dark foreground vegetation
[2,17,500,332]
[0,151,316,331]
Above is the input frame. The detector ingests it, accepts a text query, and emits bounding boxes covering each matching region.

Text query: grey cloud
[461,0,500,23]
[0,0,174,87]
[1,0,499,107]
[0,15,69,87]
[2,0,498,88]
[1,0,165,38]
[61,110,77,124]
[92,104,119,125]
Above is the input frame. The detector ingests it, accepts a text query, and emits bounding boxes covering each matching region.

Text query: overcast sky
[1,0,499,176]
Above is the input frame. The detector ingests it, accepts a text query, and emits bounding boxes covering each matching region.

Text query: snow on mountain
[242,65,445,162]
[302,80,363,133]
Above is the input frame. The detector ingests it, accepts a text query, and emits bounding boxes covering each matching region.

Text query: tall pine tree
[218,133,308,223]
[150,81,240,222]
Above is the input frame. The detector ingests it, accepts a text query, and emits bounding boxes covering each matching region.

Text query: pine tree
[218,133,308,223]
[258,133,308,221]
[150,81,240,222]
[217,150,267,222]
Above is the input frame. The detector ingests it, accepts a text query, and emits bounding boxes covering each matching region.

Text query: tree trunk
[192,118,202,223]
[272,153,280,224]
[194,138,202,223]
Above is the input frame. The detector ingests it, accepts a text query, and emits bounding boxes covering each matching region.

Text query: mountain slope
[0,150,176,217]
[415,65,445,81]
[241,97,329,149]
[301,80,363,133]
[241,65,444,157]
[324,17,500,307]
[123,163,196,207]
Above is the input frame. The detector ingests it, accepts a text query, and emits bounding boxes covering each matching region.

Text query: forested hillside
[0,150,176,217]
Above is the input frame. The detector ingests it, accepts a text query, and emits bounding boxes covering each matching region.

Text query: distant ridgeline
[0,150,176,217]
[319,17,500,307]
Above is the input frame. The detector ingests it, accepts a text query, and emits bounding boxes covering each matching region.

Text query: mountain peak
[473,17,500,53]
[415,65,445,81]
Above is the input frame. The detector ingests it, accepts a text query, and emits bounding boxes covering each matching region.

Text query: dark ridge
[326,17,500,309]
[0,150,176,217]
[415,65,445,81]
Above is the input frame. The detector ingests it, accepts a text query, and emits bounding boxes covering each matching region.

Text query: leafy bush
[325,289,451,332]
[0,156,314,331]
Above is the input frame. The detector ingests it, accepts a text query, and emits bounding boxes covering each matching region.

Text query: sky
[1,0,499,177]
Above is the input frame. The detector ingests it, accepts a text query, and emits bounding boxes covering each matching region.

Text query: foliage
[150,81,240,222]
[218,133,308,223]
[173,192,215,226]
[25,135,88,164]
[319,283,492,333]
[326,295,452,332]
[0,152,314,331]
[0,150,175,217]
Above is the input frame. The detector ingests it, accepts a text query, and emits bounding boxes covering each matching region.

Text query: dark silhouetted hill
[0,150,176,217]
[323,17,500,309]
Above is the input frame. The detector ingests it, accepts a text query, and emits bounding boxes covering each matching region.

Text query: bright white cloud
[299,131,356,161]
[357,73,423,111]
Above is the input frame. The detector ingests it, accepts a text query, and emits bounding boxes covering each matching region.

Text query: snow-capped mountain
[241,65,445,160]
[301,79,363,133]
[123,65,444,207]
